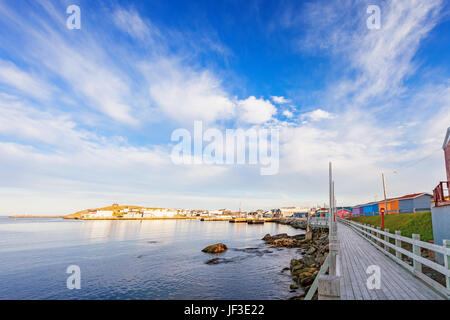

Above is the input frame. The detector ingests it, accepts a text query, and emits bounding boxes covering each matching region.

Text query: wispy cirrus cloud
[0,0,448,214]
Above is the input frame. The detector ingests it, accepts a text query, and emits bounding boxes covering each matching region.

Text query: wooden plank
[345,222,439,300]
[337,222,445,300]
[347,222,446,299]
[344,227,403,300]
[339,224,377,300]
[339,227,364,299]
[351,226,450,277]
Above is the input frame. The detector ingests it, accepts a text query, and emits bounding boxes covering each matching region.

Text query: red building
[431,127,450,264]
[433,127,450,206]
[444,128,450,181]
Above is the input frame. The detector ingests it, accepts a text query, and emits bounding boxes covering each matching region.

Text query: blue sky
[0,0,449,214]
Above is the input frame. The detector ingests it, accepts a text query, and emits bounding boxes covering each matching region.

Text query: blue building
[363,202,380,216]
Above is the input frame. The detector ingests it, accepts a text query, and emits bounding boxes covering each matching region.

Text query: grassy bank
[352,211,433,242]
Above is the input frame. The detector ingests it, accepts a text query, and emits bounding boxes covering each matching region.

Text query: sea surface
[0,216,304,299]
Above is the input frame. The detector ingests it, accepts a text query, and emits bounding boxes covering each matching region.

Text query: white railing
[338,217,450,298]
[309,217,329,227]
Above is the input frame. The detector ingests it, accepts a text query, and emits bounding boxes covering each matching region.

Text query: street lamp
[381,170,398,228]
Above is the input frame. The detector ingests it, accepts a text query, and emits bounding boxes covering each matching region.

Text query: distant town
[74,191,433,220]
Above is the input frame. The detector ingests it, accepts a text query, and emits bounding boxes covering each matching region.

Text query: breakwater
[262,218,329,299]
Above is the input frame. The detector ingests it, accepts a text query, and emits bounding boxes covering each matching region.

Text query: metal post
[329,162,333,234]
[328,162,339,277]
[382,173,387,229]
[333,181,336,224]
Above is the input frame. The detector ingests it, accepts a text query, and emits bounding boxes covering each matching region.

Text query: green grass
[352,211,433,242]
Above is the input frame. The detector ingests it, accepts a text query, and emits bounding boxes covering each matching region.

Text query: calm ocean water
[0,216,303,300]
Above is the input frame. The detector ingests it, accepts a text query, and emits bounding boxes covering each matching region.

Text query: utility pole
[329,162,333,232]
[318,161,340,300]
[382,173,387,229]
[381,170,397,229]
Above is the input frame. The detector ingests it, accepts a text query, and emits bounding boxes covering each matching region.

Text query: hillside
[64,205,166,219]
[352,211,433,242]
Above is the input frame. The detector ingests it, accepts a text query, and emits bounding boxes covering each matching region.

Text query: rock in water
[262,234,272,241]
[202,243,228,253]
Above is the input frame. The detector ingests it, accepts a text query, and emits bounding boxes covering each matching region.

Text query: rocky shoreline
[262,218,329,300]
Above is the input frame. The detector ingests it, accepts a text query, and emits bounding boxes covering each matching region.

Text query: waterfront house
[96,210,114,217]
[445,127,450,181]
[363,202,380,216]
[378,193,432,214]
[280,206,309,217]
[336,208,352,218]
[352,205,364,217]
[352,193,432,217]
[431,127,450,264]
[314,208,329,217]
[396,193,433,213]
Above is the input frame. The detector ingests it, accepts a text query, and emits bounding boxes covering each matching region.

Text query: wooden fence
[338,217,450,298]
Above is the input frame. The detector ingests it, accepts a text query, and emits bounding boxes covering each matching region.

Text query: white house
[279,207,309,217]
[96,210,114,217]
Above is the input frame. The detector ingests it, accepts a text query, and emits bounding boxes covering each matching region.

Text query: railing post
[412,234,422,273]
[385,228,389,251]
[377,226,381,246]
[318,275,340,300]
[395,230,402,259]
[444,239,450,291]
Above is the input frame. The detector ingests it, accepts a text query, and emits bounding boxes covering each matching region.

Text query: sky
[0,0,450,215]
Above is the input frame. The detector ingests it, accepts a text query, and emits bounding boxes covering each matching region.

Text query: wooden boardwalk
[338,222,444,300]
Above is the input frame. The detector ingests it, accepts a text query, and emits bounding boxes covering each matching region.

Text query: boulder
[300,276,315,287]
[272,233,289,239]
[302,255,316,267]
[205,258,220,264]
[262,234,272,241]
[290,283,299,290]
[202,243,228,254]
[273,238,295,247]
[306,246,317,255]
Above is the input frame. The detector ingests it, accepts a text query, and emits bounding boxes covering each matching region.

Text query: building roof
[444,127,450,150]
[386,192,432,202]
[353,193,432,208]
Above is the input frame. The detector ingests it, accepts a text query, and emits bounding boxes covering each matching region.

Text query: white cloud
[143,59,235,124]
[237,96,277,124]
[0,59,53,100]
[301,109,333,121]
[271,96,290,104]
[282,110,293,118]
[113,8,161,42]
[296,0,444,104]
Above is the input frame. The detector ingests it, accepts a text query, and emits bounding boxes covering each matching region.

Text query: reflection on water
[0,217,303,300]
